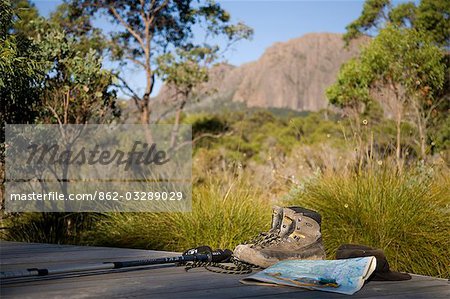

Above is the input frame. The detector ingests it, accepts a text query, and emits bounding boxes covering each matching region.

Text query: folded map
[241,256,377,295]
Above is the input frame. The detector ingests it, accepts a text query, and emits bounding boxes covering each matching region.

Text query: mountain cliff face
[155,33,368,112]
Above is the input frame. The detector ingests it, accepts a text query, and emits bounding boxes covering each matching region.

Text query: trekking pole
[0,246,232,280]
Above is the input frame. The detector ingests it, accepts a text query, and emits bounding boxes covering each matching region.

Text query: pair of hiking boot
[233,206,326,268]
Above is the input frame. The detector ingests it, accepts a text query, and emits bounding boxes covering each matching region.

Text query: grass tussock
[0,213,98,244]
[285,167,450,278]
[86,176,271,251]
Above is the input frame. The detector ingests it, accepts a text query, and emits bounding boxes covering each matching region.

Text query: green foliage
[288,112,345,147]
[430,113,450,153]
[0,0,43,130]
[1,1,120,245]
[1,212,100,244]
[362,26,445,97]
[388,2,416,27]
[363,26,445,158]
[285,169,450,278]
[1,0,120,126]
[343,0,390,44]
[344,0,450,48]
[326,58,372,112]
[190,114,228,137]
[49,2,107,55]
[10,0,39,35]
[34,22,120,124]
[184,110,350,166]
[0,35,42,124]
[415,0,450,48]
[77,0,251,60]
[156,47,212,99]
[330,25,446,160]
[0,0,13,34]
[341,0,449,160]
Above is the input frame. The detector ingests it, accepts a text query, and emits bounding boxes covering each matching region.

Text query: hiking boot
[233,206,326,268]
[243,206,283,247]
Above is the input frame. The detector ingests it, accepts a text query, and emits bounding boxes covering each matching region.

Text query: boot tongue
[269,206,283,233]
[279,208,297,238]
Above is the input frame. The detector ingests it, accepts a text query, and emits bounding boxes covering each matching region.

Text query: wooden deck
[0,241,448,298]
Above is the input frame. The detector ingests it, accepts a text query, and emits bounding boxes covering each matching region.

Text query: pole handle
[211,249,233,263]
[183,246,232,263]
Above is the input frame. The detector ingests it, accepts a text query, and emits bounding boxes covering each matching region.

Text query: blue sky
[32,1,374,96]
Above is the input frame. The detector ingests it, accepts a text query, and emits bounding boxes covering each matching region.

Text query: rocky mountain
[155,33,369,112]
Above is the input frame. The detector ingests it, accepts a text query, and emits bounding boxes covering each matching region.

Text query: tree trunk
[412,101,427,160]
[138,100,152,143]
[395,112,403,173]
[141,71,154,144]
[390,81,403,173]
[417,118,426,160]
[351,107,363,173]
[140,101,150,124]
[170,99,186,149]
[141,70,153,125]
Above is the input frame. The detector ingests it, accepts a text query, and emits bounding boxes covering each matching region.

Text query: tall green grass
[285,167,450,278]
[0,212,99,244]
[86,176,272,251]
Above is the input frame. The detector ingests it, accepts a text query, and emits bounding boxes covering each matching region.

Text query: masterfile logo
[5,124,192,212]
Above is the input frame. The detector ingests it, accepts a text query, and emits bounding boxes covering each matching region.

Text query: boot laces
[247,230,282,247]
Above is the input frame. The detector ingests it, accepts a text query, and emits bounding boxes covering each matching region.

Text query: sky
[33,0,371,96]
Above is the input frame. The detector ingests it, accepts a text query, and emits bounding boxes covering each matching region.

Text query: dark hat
[336,244,411,281]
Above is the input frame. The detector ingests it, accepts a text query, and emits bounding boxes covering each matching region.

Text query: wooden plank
[0,241,179,270]
[2,268,448,298]
[0,250,179,268]
[1,241,449,299]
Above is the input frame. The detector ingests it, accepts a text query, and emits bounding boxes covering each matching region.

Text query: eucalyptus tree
[71,0,253,126]
[329,26,445,169]
[344,0,450,48]
[336,0,448,167]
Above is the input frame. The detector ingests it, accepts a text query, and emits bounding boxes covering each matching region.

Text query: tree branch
[46,105,64,127]
[124,55,146,68]
[115,74,142,109]
[153,101,179,124]
[149,0,170,24]
[425,96,446,123]
[108,5,146,50]
[153,0,170,16]
[139,0,147,21]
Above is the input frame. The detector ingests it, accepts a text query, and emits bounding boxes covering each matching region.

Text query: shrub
[86,176,271,251]
[1,212,98,244]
